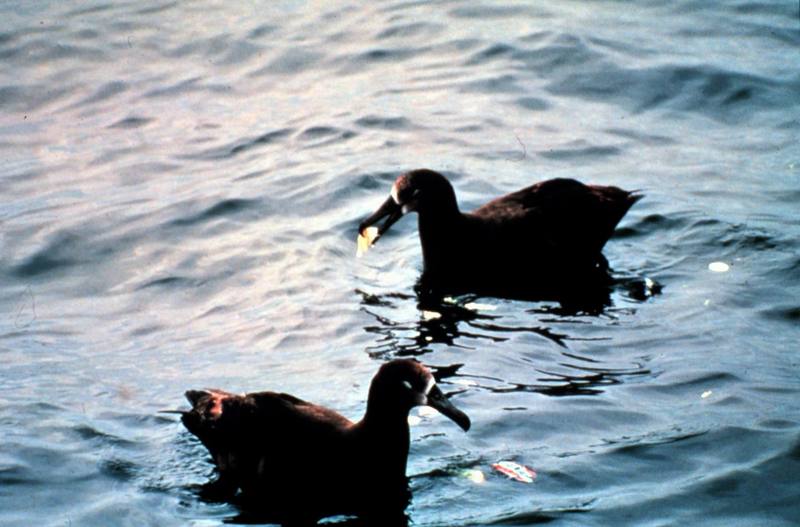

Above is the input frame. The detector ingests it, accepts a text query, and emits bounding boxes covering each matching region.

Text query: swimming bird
[180,359,470,522]
[359,169,640,299]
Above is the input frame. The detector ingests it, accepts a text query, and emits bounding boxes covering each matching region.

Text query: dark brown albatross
[359,169,641,299]
[180,359,469,523]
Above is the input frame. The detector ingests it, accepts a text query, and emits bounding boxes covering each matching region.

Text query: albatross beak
[359,195,405,243]
[425,384,471,432]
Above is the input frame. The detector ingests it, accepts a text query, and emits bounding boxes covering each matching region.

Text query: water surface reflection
[358,281,656,397]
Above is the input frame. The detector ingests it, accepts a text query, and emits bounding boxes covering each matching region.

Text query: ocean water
[1,0,798,525]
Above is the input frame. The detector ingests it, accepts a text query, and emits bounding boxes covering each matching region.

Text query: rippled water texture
[1,1,799,525]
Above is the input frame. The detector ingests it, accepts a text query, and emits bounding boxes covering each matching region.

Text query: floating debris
[461,469,486,484]
[356,226,379,257]
[492,461,536,483]
[708,261,730,273]
[701,390,713,399]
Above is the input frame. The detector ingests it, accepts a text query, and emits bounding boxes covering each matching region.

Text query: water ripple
[167,198,261,228]
[1,1,798,525]
[548,62,799,121]
[108,116,152,129]
[187,128,294,160]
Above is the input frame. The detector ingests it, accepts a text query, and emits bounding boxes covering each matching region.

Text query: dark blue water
[1,1,798,525]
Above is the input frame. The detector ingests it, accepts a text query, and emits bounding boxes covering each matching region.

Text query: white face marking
[424,376,435,396]
[390,183,401,205]
[402,380,413,391]
[414,376,435,406]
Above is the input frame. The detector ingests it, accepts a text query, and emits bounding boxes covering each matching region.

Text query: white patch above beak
[403,377,436,405]
[417,377,436,406]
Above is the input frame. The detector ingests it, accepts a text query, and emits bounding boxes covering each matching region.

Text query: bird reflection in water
[357,285,653,398]
[227,506,410,527]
